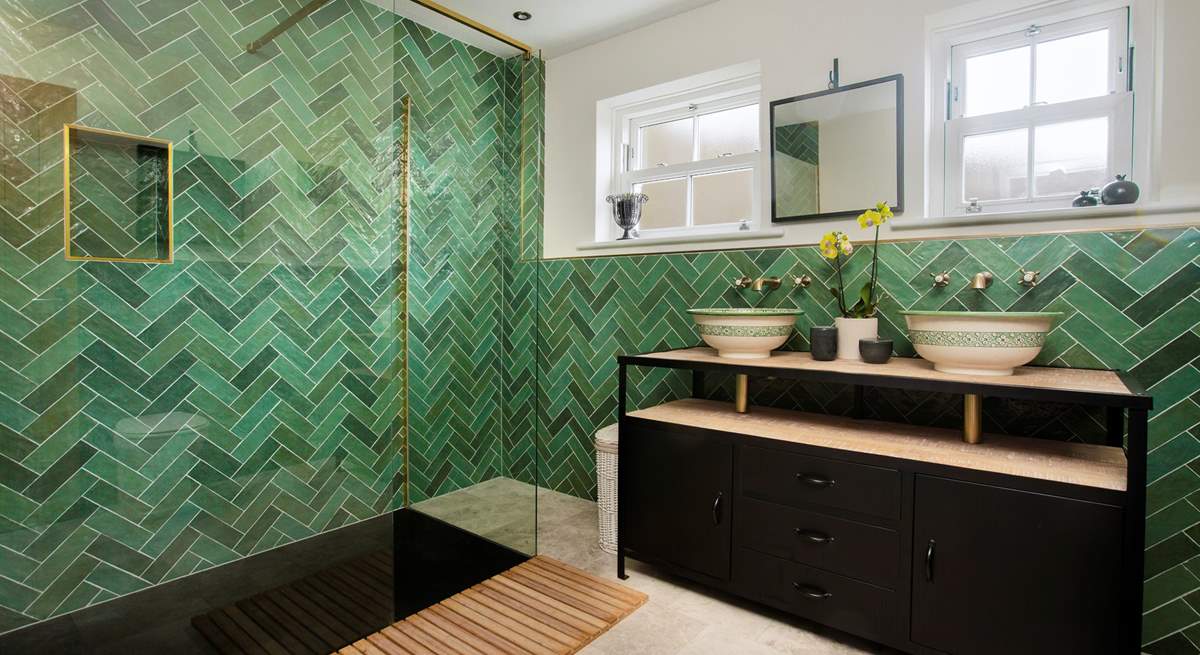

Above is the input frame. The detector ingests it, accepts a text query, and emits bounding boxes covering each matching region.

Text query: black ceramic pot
[859,338,893,364]
[810,326,837,361]
[1072,190,1098,207]
[1101,175,1139,205]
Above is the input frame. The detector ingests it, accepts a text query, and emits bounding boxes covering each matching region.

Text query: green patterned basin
[900,311,1062,376]
[689,308,803,359]
[687,308,805,316]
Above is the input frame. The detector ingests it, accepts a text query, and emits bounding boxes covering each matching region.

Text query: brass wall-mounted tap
[752,276,781,292]
[971,272,993,290]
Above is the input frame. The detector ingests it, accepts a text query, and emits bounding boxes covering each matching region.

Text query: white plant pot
[835,317,878,361]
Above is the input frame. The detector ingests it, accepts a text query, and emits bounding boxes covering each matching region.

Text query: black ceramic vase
[810,326,837,361]
[1072,190,1099,207]
[859,338,893,364]
[1101,175,1139,205]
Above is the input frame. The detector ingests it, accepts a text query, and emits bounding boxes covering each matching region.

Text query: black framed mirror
[769,74,903,222]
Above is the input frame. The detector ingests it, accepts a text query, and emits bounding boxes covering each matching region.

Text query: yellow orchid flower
[819,231,842,259]
[875,202,893,223]
[857,209,880,229]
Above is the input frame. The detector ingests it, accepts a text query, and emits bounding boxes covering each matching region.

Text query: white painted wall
[817,108,897,214]
[543,0,1200,259]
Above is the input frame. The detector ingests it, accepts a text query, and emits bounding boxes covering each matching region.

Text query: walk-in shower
[0,1,543,651]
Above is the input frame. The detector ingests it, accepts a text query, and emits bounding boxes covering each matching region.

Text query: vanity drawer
[739,497,898,586]
[739,445,900,520]
[734,548,899,643]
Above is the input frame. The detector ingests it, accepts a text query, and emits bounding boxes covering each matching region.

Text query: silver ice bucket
[606,193,649,240]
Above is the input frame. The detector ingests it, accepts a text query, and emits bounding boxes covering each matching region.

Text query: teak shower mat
[194,554,647,654]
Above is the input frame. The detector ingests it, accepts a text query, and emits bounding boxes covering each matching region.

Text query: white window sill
[578,228,786,251]
[892,200,1200,231]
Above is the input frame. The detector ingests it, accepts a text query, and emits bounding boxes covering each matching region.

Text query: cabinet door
[621,424,732,580]
[911,475,1124,655]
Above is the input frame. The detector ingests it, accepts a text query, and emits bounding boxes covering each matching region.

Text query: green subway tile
[1144,599,1200,645]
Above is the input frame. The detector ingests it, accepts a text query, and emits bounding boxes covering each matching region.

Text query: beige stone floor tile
[582,601,703,655]
[675,625,782,655]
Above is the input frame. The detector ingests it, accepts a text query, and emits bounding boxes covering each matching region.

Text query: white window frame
[605,76,762,241]
[928,2,1146,217]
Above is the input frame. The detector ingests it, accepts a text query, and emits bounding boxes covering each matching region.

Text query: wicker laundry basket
[595,423,619,554]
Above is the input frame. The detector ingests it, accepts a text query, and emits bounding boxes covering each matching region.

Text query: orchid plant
[819,202,894,319]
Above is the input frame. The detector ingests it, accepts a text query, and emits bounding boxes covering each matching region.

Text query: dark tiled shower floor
[0,508,529,654]
[0,516,394,654]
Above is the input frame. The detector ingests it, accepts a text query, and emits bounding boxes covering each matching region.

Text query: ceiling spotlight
[513,10,532,21]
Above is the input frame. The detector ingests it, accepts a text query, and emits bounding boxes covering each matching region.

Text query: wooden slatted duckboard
[194,554,647,654]
[336,556,647,655]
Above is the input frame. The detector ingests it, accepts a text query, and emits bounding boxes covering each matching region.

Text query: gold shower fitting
[245,0,534,58]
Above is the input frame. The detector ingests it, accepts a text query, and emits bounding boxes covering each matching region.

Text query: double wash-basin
[688,307,1060,375]
[901,311,1062,376]
[688,308,803,359]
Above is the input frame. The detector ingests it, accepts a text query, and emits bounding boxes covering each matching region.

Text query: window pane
[639,118,692,169]
[964,46,1030,117]
[963,128,1028,202]
[1034,117,1108,197]
[698,105,759,160]
[634,178,687,229]
[1036,29,1110,105]
[693,169,753,225]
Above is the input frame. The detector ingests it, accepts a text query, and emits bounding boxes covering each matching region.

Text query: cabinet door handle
[792,582,833,600]
[794,528,835,544]
[925,539,936,582]
[712,491,723,525]
[796,473,836,488]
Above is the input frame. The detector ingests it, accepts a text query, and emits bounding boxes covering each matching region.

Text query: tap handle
[1019,269,1040,287]
[931,271,951,288]
[732,275,753,289]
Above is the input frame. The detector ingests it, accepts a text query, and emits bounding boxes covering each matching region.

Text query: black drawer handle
[794,528,835,544]
[796,473,836,488]
[712,491,723,526]
[925,539,936,582]
[792,582,833,600]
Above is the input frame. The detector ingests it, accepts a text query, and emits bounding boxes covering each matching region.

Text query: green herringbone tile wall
[536,227,1200,650]
[402,27,526,504]
[0,0,534,634]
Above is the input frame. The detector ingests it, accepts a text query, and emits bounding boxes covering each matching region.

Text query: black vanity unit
[615,348,1151,655]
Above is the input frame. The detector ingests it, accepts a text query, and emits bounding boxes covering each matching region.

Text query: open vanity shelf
[615,347,1151,655]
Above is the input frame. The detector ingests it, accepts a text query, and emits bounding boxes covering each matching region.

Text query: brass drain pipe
[963,394,983,444]
[735,375,749,414]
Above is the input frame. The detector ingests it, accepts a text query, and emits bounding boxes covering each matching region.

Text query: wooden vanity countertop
[629,398,1128,491]
[633,347,1137,398]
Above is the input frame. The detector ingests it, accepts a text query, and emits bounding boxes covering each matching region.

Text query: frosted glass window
[634,178,687,229]
[964,46,1031,117]
[698,105,759,160]
[1034,117,1108,197]
[639,118,693,169]
[962,128,1028,202]
[693,169,753,225]
[1036,30,1110,105]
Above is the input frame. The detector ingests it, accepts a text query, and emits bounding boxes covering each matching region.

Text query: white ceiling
[374,0,719,59]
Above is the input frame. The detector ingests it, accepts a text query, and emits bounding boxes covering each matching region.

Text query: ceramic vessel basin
[901,311,1062,376]
[688,308,804,359]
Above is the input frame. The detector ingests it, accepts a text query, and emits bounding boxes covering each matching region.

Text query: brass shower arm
[246,0,332,54]
[246,0,535,59]
[408,0,534,58]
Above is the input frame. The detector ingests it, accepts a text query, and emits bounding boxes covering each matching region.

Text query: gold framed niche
[63,123,173,264]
